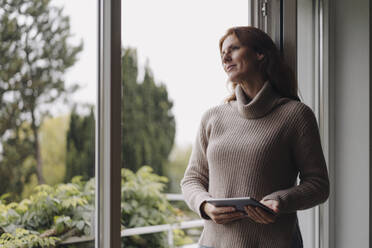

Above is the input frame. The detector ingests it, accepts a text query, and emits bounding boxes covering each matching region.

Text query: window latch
[261,1,268,17]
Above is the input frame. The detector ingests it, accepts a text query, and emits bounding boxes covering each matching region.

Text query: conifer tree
[65,106,95,182]
[122,48,176,176]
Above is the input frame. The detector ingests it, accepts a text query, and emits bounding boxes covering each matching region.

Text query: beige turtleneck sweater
[180,80,330,248]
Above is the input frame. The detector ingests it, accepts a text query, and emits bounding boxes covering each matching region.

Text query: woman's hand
[243,199,280,224]
[201,202,246,224]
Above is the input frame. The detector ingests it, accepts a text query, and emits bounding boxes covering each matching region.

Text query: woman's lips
[227,65,236,71]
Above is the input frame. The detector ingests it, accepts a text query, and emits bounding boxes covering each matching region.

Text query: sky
[53,0,249,147]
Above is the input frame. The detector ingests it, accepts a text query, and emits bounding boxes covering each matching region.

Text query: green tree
[122,47,176,176]
[163,144,192,193]
[0,0,83,190]
[0,123,34,199]
[20,114,70,199]
[40,114,70,185]
[65,106,95,182]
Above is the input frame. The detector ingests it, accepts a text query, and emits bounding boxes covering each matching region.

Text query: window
[120,0,249,247]
[0,0,98,246]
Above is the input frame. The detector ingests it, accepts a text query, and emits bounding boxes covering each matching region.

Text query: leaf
[76,220,84,231]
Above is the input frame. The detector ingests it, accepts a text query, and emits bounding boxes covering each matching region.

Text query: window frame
[94,0,333,246]
[96,0,122,247]
[249,1,332,247]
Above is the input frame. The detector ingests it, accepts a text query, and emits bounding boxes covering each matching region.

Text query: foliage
[0,0,83,190]
[0,122,35,200]
[62,47,177,185]
[122,47,176,176]
[65,106,95,182]
[122,166,175,247]
[0,176,94,247]
[0,166,193,247]
[121,165,192,247]
[0,228,59,248]
[41,114,70,185]
[163,144,193,193]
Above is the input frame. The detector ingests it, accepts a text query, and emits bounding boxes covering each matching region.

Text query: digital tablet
[206,196,277,216]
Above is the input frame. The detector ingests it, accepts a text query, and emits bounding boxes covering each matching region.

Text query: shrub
[0,166,192,247]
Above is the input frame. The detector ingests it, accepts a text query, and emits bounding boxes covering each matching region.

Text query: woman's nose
[222,53,231,64]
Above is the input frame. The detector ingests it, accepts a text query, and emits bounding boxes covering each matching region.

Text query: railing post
[168,224,174,248]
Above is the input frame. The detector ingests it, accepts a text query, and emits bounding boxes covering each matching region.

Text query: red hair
[219,26,301,102]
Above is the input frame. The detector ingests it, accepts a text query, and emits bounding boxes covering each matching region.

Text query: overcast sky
[53,0,249,147]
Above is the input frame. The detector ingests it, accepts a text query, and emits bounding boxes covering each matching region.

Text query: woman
[180,26,329,248]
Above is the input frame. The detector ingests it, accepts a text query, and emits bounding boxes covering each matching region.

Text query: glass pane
[0,0,97,246]
[121,0,248,246]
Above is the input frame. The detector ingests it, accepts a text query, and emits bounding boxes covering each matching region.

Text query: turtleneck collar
[232,80,282,119]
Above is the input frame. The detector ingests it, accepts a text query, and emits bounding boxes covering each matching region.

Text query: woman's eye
[221,46,239,59]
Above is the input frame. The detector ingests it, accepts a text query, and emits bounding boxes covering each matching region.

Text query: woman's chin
[228,76,242,83]
[227,72,244,83]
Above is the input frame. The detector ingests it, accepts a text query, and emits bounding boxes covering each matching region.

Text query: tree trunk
[35,128,45,184]
[31,109,45,184]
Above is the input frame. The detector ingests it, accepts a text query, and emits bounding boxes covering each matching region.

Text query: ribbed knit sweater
[180,80,330,248]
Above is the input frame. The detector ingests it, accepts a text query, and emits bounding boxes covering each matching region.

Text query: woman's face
[221,34,263,83]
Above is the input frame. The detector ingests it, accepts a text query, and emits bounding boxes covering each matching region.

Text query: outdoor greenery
[0,166,193,247]
[65,106,95,183]
[0,0,176,199]
[0,0,83,198]
[62,47,177,183]
[0,0,195,247]
[0,175,93,247]
[121,166,192,248]
[122,48,176,176]
[163,144,193,193]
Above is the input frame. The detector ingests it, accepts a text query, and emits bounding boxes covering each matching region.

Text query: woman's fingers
[214,206,236,214]
[244,206,273,224]
[205,203,278,225]
[214,211,245,224]
[255,207,276,223]
[204,204,235,218]
[207,205,245,224]
[245,205,267,223]
[224,213,247,224]
[260,199,280,214]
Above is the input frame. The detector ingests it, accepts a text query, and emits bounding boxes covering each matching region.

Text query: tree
[0,123,35,199]
[0,0,83,187]
[40,114,70,185]
[122,47,176,176]
[65,106,95,183]
[162,144,192,193]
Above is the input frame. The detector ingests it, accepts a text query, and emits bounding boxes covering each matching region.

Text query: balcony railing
[60,193,204,247]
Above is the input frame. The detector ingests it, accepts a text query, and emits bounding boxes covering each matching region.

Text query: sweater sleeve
[262,104,330,214]
[180,113,214,220]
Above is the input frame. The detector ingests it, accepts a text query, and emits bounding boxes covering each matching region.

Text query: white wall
[297,1,317,247]
[331,0,370,247]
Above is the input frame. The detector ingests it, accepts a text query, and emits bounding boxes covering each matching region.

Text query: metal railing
[60,193,204,247]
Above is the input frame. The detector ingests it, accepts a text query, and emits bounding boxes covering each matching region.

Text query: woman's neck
[238,75,266,100]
